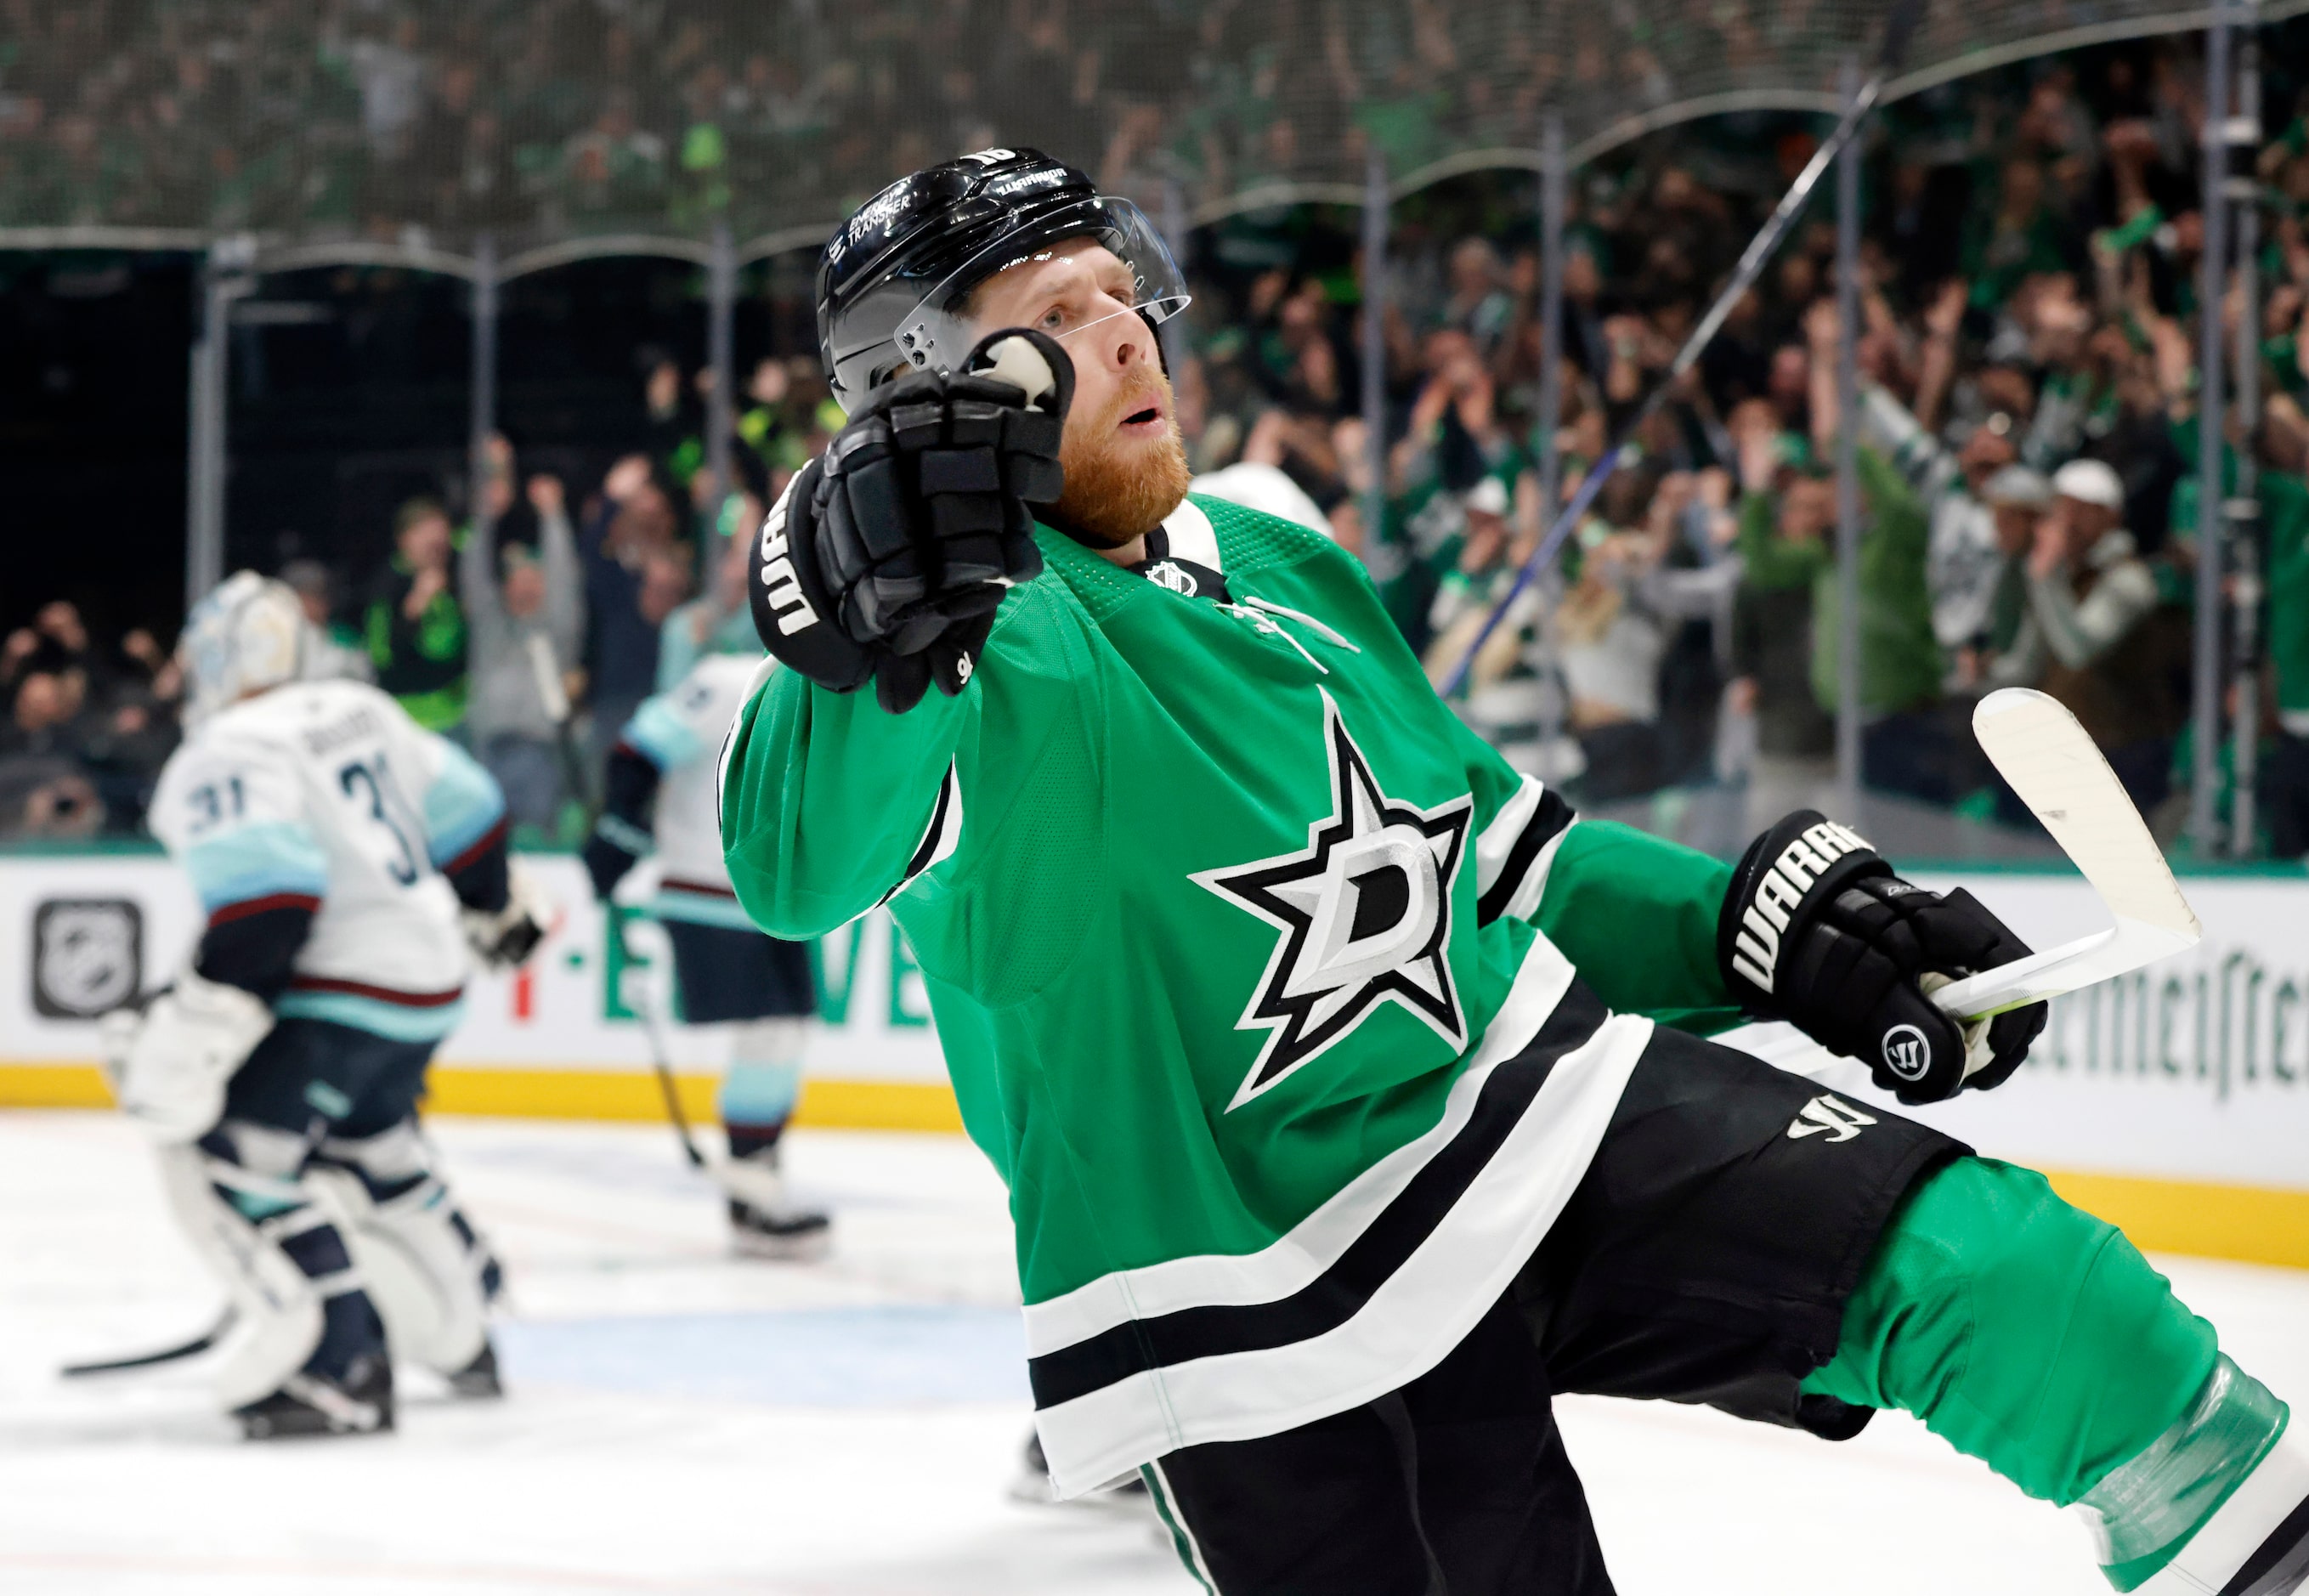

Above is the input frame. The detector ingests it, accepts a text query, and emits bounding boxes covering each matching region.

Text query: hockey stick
[1736,689,2202,1079]
[1921,688,2201,1020]
[616,916,712,1171]
[61,1312,235,1379]
[1440,0,1926,699]
[615,917,789,1213]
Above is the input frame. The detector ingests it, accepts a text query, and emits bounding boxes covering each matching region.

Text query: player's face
[966,238,1190,547]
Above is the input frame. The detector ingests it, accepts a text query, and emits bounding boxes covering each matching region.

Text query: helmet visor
[853,195,1187,409]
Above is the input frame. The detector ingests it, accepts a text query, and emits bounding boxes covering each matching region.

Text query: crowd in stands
[1171,41,2309,857]
[0,0,1947,240]
[7,32,2309,859]
[1,343,843,846]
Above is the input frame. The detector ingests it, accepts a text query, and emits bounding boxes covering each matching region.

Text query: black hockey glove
[1716,810,2048,1104]
[581,744,659,900]
[749,327,1073,716]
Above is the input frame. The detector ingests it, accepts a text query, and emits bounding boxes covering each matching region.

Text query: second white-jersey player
[110,572,549,1437]
[583,648,830,1254]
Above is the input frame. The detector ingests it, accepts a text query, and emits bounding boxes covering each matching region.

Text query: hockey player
[108,573,548,1438]
[582,645,830,1254]
[722,151,2309,1594]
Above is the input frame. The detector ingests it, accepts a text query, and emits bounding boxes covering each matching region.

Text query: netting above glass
[0,0,2298,266]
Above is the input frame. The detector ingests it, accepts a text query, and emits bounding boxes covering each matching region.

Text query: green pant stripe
[1143,1460,1220,1594]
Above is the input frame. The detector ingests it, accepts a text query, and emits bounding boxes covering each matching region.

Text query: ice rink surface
[2,1110,2303,1596]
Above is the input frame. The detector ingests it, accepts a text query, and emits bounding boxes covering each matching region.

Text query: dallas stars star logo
[1192,692,1473,1110]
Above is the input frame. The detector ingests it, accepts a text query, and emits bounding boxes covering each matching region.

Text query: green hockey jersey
[720,494,1737,1494]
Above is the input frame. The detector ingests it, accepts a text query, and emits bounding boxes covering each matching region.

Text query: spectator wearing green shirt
[1732,450,1946,800]
[1728,412,1838,825]
[365,496,468,735]
[2173,405,2309,855]
[2260,423,2309,857]
[1797,301,1952,799]
[1961,157,2075,312]
[2258,447,2309,856]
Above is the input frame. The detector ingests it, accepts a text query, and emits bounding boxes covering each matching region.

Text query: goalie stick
[1737,688,2203,1080]
[61,1312,235,1379]
[1440,0,1926,699]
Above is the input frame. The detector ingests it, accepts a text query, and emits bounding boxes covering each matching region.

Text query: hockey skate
[444,1338,504,1399]
[727,1196,832,1259]
[234,1350,394,1440]
[720,1146,830,1259]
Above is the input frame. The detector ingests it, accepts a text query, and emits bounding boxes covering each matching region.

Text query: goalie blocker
[1716,810,2047,1103]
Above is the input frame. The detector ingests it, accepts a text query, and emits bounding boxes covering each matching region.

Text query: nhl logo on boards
[31,898,143,1019]
[1192,692,1472,1111]
[1882,1023,1933,1082]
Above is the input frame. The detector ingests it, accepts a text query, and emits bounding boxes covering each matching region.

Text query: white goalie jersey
[150,679,508,1041]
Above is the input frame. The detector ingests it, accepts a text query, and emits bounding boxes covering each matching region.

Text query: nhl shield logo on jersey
[1192,692,1472,1110]
[1143,560,1200,596]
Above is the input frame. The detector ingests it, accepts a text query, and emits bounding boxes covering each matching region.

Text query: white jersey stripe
[1022,933,1576,1357]
[876,760,964,908]
[1034,1007,1653,1497]
[1474,773,1547,897]
[1497,827,1570,925]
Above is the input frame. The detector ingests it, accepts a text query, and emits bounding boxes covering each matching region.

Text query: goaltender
[721,150,2306,1595]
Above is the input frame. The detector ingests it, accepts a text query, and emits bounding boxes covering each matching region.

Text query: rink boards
[3,847,2305,1266]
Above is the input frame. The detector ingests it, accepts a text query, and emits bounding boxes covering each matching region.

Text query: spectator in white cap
[1989,456,2176,808]
[1961,465,2052,691]
[1421,472,1522,662]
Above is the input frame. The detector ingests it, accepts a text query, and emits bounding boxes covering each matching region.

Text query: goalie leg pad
[309,1118,501,1377]
[160,1123,388,1412]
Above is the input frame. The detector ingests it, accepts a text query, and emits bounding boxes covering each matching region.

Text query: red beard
[1049,369,1193,549]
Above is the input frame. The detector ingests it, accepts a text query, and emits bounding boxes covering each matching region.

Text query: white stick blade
[1971,689,2200,938]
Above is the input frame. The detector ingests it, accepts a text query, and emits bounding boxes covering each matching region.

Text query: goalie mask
[180,571,308,726]
[817,147,1190,413]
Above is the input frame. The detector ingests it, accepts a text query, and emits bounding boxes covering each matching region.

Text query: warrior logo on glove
[1723,816,1875,993]
[1717,809,2048,1104]
[1882,1024,1932,1083]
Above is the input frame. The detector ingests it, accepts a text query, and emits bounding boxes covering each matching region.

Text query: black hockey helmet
[816,147,1190,411]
